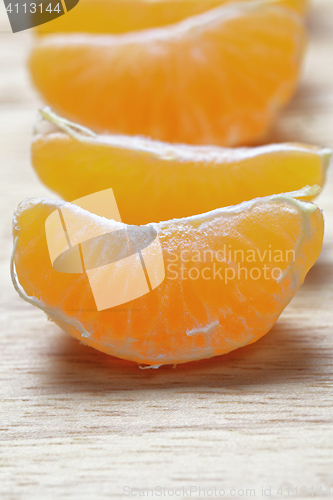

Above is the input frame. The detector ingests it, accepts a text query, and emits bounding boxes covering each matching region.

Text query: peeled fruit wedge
[12,186,324,367]
[29,1,306,147]
[34,0,309,36]
[32,108,330,226]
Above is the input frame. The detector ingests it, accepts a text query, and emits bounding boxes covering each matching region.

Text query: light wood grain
[0,2,332,499]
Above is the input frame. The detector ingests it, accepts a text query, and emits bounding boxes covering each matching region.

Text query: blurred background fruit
[34,0,309,36]
[29,1,307,147]
[32,108,330,224]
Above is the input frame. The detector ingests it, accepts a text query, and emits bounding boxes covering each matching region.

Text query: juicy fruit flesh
[29,2,306,147]
[12,187,324,366]
[32,109,331,226]
[34,0,309,36]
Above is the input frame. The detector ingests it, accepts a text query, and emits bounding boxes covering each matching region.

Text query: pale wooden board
[0,1,332,499]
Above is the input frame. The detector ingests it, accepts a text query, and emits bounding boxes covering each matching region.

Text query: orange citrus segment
[34,0,309,36]
[12,186,324,367]
[32,108,331,225]
[29,2,306,147]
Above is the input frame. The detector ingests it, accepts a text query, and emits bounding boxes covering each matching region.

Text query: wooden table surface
[0,2,332,499]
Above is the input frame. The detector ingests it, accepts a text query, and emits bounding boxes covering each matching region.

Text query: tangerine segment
[34,0,308,36]
[29,2,306,147]
[32,108,331,226]
[12,186,324,367]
